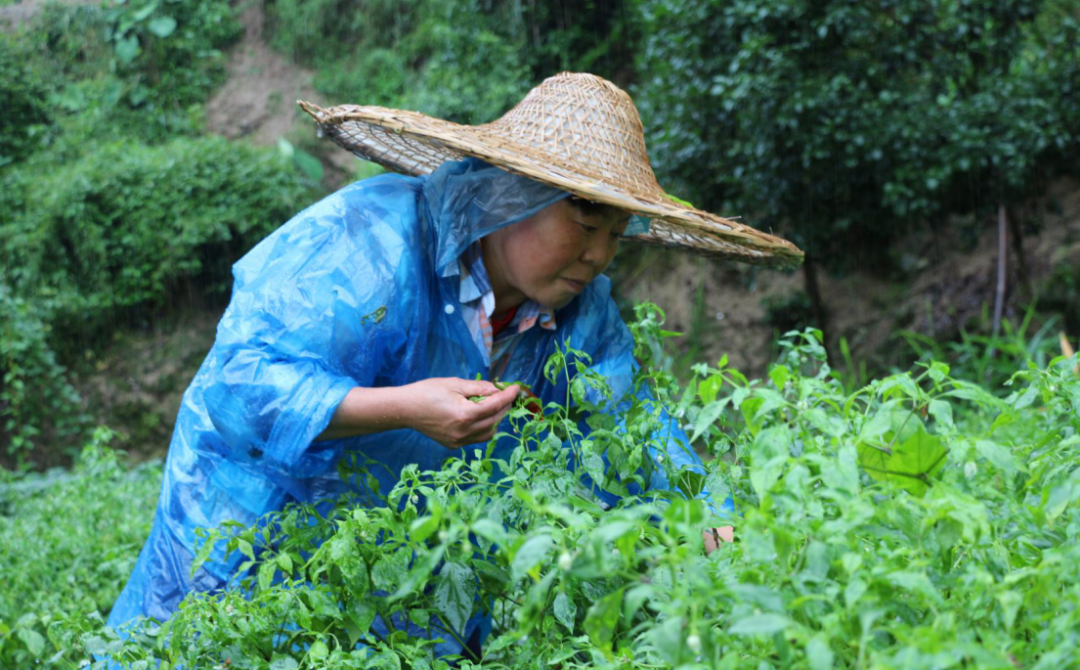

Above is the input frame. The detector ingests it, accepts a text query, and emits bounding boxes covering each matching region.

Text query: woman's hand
[401,377,520,450]
[703,526,734,555]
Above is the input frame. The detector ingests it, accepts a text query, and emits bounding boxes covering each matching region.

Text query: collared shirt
[458,242,557,377]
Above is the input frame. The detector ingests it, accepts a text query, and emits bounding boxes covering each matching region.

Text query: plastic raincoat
[107,157,730,655]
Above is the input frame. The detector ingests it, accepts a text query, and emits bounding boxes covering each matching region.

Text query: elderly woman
[107,73,802,656]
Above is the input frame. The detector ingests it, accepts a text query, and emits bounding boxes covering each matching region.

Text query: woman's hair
[568,195,629,222]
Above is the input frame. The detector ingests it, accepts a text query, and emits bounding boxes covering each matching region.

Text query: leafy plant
[34,304,1080,670]
[897,301,1064,390]
[0,428,161,668]
[0,283,87,468]
[0,36,53,167]
[0,136,316,463]
[634,0,1080,273]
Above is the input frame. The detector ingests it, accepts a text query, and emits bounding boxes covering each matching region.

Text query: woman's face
[481,198,630,311]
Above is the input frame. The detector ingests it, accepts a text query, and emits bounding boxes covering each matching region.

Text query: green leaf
[973,439,1019,474]
[806,635,834,670]
[691,398,729,442]
[470,518,506,546]
[664,193,695,208]
[276,552,293,575]
[131,2,159,22]
[17,627,45,657]
[729,613,792,636]
[511,534,553,581]
[84,635,107,657]
[115,36,141,64]
[749,426,790,498]
[269,656,299,670]
[372,550,410,592]
[433,561,475,634]
[769,364,790,391]
[927,399,954,431]
[257,560,275,593]
[236,539,255,560]
[292,148,324,182]
[147,16,177,38]
[554,591,577,631]
[857,423,947,496]
[583,587,624,653]
[308,640,329,661]
[698,375,722,405]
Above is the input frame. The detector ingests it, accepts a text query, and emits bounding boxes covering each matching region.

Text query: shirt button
[444,304,455,315]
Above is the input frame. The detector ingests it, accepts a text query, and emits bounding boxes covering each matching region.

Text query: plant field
[5,306,1080,669]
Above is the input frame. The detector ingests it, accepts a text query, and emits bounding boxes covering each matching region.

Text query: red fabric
[490,305,518,337]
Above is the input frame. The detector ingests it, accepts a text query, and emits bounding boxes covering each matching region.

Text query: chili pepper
[469,378,542,418]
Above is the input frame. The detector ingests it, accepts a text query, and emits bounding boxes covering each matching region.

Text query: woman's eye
[578,223,597,234]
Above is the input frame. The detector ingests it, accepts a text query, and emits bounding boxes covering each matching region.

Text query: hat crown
[485,73,664,199]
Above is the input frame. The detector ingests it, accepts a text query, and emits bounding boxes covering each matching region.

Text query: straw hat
[299,72,803,268]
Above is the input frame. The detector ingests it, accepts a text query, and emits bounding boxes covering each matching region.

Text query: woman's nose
[580,232,613,267]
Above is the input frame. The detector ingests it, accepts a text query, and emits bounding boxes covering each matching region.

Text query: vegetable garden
[5,305,1080,669]
[3,0,1080,668]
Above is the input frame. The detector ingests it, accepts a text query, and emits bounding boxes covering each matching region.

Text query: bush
[0,429,162,668]
[0,136,317,463]
[100,0,240,110]
[265,0,637,122]
[0,285,87,468]
[4,136,314,317]
[633,0,1080,272]
[0,37,53,166]
[0,0,240,166]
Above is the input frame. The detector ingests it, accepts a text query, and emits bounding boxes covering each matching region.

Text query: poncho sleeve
[197,176,423,472]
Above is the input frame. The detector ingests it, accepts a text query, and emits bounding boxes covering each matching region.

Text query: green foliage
[0,37,52,166]
[0,0,239,165]
[898,302,1064,391]
[101,0,240,109]
[634,0,1080,270]
[24,0,240,114]
[24,305,1077,670]
[0,429,162,668]
[265,0,636,122]
[0,136,316,464]
[0,285,87,468]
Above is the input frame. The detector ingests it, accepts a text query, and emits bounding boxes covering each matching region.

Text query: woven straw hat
[299,72,803,268]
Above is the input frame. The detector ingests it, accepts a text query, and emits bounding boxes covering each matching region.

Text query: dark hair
[568,196,629,222]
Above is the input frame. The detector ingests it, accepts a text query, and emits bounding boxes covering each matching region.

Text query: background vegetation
[1,0,1079,666]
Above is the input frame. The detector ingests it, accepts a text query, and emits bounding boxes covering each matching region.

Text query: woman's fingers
[459,379,499,398]
[469,384,519,419]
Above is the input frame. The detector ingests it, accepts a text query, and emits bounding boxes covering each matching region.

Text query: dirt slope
[203,4,355,176]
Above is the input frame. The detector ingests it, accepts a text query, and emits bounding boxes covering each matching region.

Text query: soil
[37,0,1080,461]
[203,3,356,181]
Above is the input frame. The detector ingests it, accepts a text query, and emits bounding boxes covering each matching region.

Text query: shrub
[4,135,315,338]
[0,136,317,463]
[0,284,87,468]
[634,0,1080,272]
[265,0,637,122]
[0,36,53,166]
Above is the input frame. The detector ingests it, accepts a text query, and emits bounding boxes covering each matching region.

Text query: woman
[107,73,802,655]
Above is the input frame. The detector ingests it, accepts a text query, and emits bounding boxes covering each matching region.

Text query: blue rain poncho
[108,157,730,654]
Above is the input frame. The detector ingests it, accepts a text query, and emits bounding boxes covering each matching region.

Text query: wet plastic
[107,158,729,656]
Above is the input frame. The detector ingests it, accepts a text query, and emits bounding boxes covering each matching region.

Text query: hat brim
[300,101,804,268]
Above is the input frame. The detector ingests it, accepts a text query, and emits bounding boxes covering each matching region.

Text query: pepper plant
[50,303,1080,670]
